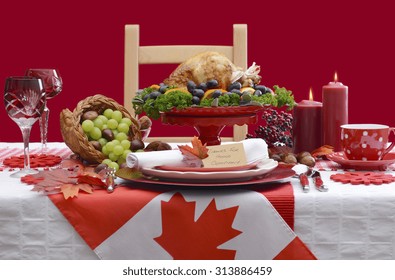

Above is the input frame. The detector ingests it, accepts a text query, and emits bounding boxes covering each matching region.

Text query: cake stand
[161,105,264,145]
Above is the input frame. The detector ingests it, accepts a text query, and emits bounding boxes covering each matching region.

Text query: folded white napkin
[126,149,186,169]
[242,138,269,163]
[126,138,268,169]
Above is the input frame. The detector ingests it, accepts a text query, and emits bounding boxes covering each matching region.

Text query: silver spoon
[292,164,312,193]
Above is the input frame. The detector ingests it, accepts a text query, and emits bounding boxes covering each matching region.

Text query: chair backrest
[124,24,248,142]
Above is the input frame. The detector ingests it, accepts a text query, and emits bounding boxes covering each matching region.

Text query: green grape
[103,108,114,119]
[106,141,115,152]
[108,152,119,162]
[102,124,108,130]
[111,110,123,123]
[108,161,119,171]
[102,159,112,166]
[93,118,104,130]
[112,129,119,137]
[98,115,108,124]
[102,145,110,155]
[117,157,126,166]
[98,137,108,147]
[115,132,128,141]
[120,117,132,126]
[112,139,120,146]
[117,122,129,134]
[113,145,124,156]
[107,119,118,130]
[121,139,131,150]
[81,120,94,133]
[122,149,132,159]
[90,127,102,140]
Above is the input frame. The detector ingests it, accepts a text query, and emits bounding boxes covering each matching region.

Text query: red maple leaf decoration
[154,193,242,260]
[22,158,106,199]
[178,136,209,159]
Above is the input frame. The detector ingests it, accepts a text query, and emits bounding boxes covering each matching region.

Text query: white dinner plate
[141,159,278,182]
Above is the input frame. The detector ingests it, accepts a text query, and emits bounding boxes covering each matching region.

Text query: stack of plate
[117,159,296,187]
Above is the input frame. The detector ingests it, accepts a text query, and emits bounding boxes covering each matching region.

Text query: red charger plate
[116,166,295,187]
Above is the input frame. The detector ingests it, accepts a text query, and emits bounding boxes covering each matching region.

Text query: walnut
[138,116,152,130]
[281,153,297,164]
[299,155,316,167]
[130,139,145,151]
[81,110,98,121]
[297,151,312,161]
[270,154,282,162]
[145,141,172,152]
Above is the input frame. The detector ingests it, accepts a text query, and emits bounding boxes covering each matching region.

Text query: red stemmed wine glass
[25,69,62,152]
[4,76,45,177]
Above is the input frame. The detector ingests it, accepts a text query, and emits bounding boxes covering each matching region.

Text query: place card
[202,143,247,168]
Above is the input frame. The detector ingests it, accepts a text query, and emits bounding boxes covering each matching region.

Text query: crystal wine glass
[25,69,62,152]
[4,76,45,178]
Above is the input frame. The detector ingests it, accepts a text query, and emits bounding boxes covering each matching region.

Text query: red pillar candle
[322,72,348,151]
[293,88,323,153]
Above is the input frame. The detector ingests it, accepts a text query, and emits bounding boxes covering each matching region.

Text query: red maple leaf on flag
[154,193,242,260]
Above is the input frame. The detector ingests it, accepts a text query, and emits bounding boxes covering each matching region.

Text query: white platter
[141,159,278,182]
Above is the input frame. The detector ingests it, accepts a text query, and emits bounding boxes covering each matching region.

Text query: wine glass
[4,76,45,178]
[25,69,62,152]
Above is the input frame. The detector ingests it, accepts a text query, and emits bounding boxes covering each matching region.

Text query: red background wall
[1,0,394,143]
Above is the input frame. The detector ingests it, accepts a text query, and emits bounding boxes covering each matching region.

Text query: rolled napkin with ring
[126,138,268,169]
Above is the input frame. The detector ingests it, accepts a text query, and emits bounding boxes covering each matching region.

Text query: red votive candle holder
[322,72,348,151]
[293,88,323,153]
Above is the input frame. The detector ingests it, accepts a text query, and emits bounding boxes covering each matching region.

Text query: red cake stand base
[161,106,264,145]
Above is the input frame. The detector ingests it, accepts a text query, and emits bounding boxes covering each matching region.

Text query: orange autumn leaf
[60,183,80,199]
[77,183,94,194]
[178,136,209,160]
[25,162,100,199]
[60,183,94,200]
[76,171,106,188]
[30,169,78,193]
[60,158,85,171]
[311,145,334,159]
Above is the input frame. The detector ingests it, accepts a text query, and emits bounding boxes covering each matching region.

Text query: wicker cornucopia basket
[60,94,141,163]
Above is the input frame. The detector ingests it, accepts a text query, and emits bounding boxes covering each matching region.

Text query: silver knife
[312,171,328,192]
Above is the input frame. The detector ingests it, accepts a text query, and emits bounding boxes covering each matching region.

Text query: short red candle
[322,73,348,151]
[293,89,323,153]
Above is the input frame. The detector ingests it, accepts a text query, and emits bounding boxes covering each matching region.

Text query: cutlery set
[293,165,329,193]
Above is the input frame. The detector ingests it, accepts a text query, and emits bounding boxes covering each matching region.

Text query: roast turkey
[164,51,261,89]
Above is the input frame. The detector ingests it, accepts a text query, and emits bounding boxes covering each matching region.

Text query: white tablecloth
[293,171,395,260]
[0,143,97,259]
[1,142,395,259]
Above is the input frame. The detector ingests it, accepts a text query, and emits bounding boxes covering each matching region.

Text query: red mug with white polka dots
[340,124,395,161]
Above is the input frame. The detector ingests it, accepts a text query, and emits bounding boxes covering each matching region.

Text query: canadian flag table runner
[49,182,315,260]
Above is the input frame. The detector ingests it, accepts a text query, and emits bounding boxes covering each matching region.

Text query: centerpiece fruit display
[133,52,295,119]
[132,52,295,145]
[60,94,156,170]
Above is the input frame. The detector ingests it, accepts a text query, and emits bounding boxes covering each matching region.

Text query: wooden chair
[124,24,248,142]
